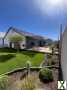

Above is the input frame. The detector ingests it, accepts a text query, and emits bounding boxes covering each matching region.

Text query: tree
[9,35,23,50]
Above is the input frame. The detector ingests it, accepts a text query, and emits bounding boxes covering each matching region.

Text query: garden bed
[7,68,58,90]
[0,48,59,90]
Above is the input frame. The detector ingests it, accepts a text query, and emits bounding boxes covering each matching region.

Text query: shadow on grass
[22,51,36,57]
[0,54,16,62]
[0,47,17,53]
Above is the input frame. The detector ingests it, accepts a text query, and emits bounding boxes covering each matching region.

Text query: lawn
[0,48,44,75]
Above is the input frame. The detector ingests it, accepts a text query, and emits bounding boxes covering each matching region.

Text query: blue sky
[0,0,67,40]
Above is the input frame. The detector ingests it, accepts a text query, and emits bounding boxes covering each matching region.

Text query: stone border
[0,65,59,77]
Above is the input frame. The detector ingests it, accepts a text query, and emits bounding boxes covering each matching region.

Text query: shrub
[47,59,56,66]
[26,61,32,68]
[39,68,53,83]
[21,74,36,90]
[47,55,56,66]
[47,54,52,59]
[26,61,32,74]
[0,75,9,90]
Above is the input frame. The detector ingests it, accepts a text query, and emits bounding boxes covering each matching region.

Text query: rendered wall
[61,29,67,80]
[4,29,26,49]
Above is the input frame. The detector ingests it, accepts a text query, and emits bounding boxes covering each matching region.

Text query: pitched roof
[4,27,46,40]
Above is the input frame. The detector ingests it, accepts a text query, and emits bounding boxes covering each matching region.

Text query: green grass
[0,48,44,75]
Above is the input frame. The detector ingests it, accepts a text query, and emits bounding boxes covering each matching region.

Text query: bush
[47,54,52,59]
[0,75,9,90]
[47,59,56,66]
[39,68,53,83]
[26,61,32,68]
[47,55,56,66]
[26,61,32,74]
[21,74,36,90]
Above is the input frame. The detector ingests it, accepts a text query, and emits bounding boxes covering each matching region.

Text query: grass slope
[0,48,44,75]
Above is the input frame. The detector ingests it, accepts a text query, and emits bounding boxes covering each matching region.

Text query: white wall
[0,38,3,47]
[4,29,26,49]
[61,29,67,80]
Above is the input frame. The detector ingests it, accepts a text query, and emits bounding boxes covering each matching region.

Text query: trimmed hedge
[39,68,53,83]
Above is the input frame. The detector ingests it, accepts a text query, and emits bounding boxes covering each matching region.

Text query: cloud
[33,0,67,17]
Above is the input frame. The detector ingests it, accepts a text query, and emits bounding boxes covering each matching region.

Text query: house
[0,32,5,47]
[61,27,67,80]
[3,27,47,49]
[0,38,3,47]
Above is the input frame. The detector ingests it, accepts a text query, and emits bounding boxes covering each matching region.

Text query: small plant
[47,59,56,66]
[39,68,53,83]
[21,74,36,90]
[0,75,9,90]
[26,61,32,74]
[26,61,31,68]
[47,54,52,59]
[47,55,56,66]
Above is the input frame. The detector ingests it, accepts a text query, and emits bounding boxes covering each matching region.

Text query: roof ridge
[4,26,46,40]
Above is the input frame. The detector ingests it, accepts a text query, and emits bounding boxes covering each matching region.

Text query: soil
[7,54,59,90]
[8,68,58,90]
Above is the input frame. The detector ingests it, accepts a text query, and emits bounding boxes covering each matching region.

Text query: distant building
[3,27,47,49]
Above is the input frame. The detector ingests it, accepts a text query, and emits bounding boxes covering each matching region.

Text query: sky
[0,0,67,40]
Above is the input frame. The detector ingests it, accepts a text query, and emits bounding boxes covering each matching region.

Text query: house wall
[26,36,45,48]
[4,29,26,49]
[4,29,46,49]
[25,37,37,48]
[61,29,67,80]
[0,38,3,47]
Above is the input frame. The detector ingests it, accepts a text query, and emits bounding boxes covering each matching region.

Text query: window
[31,42,35,46]
[22,44,25,47]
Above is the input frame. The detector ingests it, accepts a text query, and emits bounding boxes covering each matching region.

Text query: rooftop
[4,27,47,40]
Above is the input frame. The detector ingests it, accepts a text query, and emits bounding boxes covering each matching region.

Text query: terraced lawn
[0,48,44,75]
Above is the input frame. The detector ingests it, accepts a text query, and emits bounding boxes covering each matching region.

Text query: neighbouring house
[61,27,67,80]
[2,27,47,49]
